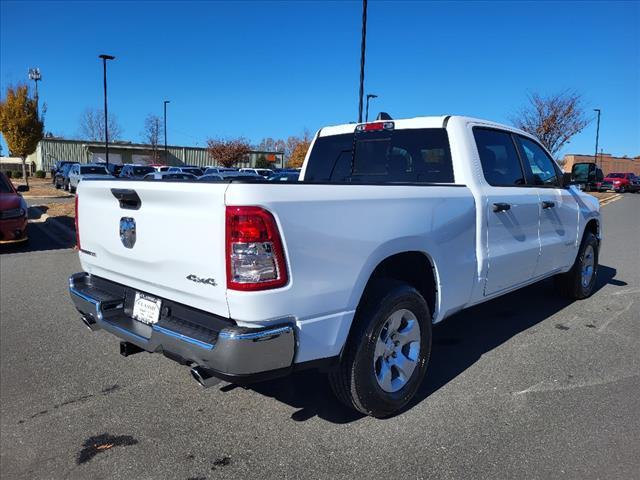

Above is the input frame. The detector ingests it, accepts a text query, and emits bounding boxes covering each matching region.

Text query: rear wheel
[329,279,432,418]
[555,231,599,299]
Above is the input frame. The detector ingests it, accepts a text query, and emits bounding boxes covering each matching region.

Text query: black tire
[555,231,599,300]
[70,185,76,194]
[329,279,432,418]
[64,180,69,191]
[55,182,61,190]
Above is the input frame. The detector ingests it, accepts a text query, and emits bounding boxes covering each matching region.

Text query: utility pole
[99,54,115,165]
[593,109,601,168]
[164,100,170,164]
[357,0,368,123]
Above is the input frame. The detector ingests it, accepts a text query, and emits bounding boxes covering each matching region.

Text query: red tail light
[74,195,80,250]
[226,206,288,291]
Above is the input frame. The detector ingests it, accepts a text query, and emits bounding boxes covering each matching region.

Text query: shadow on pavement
[237,265,622,424]
[0,207,76,254]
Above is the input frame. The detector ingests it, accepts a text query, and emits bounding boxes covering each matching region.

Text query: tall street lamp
[99,54,115,165]
[28,68,42,116]
[593,109,601,168]
[164,100,170,164]
[365,93,377,122]
[357,0,368,123]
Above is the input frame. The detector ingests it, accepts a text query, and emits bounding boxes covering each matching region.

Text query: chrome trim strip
[108,322,149,343]
[152,325,214,350]
[70,287,99,306]
[218,325,293,340]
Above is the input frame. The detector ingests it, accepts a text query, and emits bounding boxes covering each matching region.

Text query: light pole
[164,100,170,164]
[365,93,377,122]
[28,68,42,117]
[99,54,115,166]
[357,0,368,123]
[593,109,601,168]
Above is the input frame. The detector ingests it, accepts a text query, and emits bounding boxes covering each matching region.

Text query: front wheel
[329,279,432,418]
[555,231,599,299]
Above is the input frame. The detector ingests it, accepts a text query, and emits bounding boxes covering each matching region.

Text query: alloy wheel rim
[373,308,421,393]
[581,244,595,288]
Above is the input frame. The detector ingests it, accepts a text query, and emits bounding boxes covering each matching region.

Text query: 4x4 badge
[186,275,217,286]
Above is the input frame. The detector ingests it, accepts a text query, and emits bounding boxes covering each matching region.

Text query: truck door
[514,135,579,275]
[473,128,541,296]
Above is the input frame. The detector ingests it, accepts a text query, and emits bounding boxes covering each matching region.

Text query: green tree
[0,84,44,187]
[254,154,272,169]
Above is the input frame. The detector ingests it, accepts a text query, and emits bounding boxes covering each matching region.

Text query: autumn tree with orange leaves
[207,137,251,168]
[511,91,589,159]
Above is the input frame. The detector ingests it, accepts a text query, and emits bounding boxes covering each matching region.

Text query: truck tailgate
[76,180,229,318]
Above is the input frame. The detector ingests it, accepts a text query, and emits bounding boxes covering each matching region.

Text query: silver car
[67,164,112,193]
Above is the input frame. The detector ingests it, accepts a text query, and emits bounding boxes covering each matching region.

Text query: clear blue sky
[1,0,639,157]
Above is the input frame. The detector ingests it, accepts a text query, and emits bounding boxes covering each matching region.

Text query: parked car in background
[143,172,197,181]
[602,172,636,193]
[54,163,77,190]
[50,161,79,183]
[204,167,237,175]
[168,166,204,176]
[149,164,171,172]
[119,164,156,179]
[240,168,273,177]
[570,162,604,192]
[218,171,264,180]
[267,171,300,182]
[198,174,224,182]
[627,173,640,193]
[105,163,124,177]
[67,164,112,193]
[598,179,614,192]
[69,115,601,417]
[0,171,29,244]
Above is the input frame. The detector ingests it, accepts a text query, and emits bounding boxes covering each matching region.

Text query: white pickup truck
[69,115,601,417]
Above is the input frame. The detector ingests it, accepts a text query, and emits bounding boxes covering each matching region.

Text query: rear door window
[304,128,454,184]
[473,128,526,186]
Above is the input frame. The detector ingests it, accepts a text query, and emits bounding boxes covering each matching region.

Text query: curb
[23,194,74,199]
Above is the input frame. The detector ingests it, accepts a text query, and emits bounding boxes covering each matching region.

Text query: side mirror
[16,185,30,193]
[562,172,573,188]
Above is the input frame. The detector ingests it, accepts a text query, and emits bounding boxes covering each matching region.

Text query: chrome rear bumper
[68,272,296,381]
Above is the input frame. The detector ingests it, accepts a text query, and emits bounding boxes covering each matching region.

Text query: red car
[0,172,29,244]
[601,172,638,193]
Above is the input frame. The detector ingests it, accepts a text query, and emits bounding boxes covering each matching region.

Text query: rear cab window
[304,127,454,184]
[473,128,526,186]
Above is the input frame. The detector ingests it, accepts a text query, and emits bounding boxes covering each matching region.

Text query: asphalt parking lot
[1,195,639,480]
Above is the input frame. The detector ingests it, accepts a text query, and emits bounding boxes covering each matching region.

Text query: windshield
[80,166,109,175]
[0,174,13,193]
[304,128,454,184]
[607,173,624,178]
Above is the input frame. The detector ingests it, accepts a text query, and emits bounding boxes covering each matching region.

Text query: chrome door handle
[492,202,511,212]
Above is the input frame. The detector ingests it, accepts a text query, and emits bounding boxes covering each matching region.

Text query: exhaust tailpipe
[190,366,222,388]
[81,315,100,331]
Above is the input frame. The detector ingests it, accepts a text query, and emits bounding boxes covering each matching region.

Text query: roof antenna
[376,112,392,121]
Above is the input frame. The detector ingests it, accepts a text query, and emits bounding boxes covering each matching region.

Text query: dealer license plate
[132,292,162,325]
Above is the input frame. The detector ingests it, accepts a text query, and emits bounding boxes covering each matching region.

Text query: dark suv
[51,161,78,184]
[54,163,77,190]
